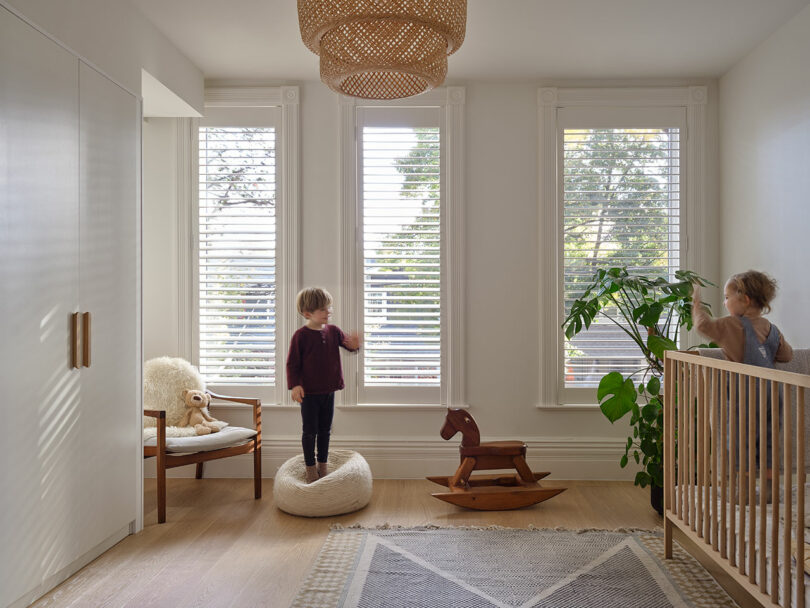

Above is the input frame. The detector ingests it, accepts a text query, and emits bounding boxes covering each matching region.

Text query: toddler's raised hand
[344,332,361,351]
[691,283,702,308]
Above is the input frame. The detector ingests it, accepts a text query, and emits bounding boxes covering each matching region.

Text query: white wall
[144,80,720,480]
[2,0,203,111]
[142,118,182,360]
[719,4,810,347]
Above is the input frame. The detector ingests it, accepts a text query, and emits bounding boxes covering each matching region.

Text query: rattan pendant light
[298,0,467,100]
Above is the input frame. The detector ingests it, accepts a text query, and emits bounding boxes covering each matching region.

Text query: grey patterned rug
[290,526,738,608]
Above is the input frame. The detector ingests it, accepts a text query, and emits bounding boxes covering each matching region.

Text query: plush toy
[180,389,221,435]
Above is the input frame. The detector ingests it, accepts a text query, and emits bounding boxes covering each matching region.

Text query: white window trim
[179,86,300,406]
[339,87,466,409]
[536,86,709,409]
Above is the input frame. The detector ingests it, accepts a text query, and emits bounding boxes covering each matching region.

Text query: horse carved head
[439,408,480,447]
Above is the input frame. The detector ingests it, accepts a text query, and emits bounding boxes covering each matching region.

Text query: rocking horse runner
[427,409,566,510]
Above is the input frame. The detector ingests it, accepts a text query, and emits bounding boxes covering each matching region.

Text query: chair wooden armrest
[206,391,260,406]
[143,409,167,451]
[205,390,262,434]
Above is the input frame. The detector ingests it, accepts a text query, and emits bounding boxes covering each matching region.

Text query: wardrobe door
[0,7,80,606]
[77,61,139,547]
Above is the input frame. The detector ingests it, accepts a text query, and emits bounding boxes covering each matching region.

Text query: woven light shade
[298,0,466,100]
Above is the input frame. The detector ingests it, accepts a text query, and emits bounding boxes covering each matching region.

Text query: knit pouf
[273,449,372,517]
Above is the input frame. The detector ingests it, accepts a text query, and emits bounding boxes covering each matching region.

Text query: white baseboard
[8,523,131,608]
[143,436,637,481]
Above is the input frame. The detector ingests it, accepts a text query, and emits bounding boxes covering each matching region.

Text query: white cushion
[273,449,373,517]
[143,425,257,453]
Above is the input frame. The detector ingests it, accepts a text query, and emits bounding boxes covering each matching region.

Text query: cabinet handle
[82,312,91,368]
[71,312,80,369]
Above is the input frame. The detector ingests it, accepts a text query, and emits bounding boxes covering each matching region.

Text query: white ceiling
[129,0,810,82]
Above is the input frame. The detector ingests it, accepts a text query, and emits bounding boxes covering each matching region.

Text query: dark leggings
[300,392,334,467]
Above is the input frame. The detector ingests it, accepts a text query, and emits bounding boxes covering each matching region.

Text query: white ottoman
[273,449,372,517]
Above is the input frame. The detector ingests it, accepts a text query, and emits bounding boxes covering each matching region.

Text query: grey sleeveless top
[738,316,781,369]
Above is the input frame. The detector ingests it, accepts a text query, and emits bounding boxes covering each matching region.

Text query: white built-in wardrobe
[0,6,140,608]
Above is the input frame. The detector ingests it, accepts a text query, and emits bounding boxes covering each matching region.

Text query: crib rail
[664,351,810,608]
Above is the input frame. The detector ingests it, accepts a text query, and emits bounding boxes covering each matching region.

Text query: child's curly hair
[727,270,778,313]
[296,287,333,316]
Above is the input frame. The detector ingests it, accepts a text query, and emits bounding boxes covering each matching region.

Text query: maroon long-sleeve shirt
[286,325,357,394]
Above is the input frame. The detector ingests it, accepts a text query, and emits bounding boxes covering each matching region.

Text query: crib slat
[665,356,674,516]
[783,385,792,607]
[690,362,696,531]
[704,366,711,542]
[739,372,747,574]
[684,361,689,527]
[771,378,780,603]
[748,375,756,582]
[697,365,705,537]
[730,372,737,567]
[687,362,693,529]
[758,378,767,593]
[678,361,686,520]
[797,386,805,608]
[665,356,675,560]
[712,367,719,553]
[721,369,728,560]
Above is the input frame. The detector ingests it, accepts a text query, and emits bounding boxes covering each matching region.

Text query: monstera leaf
[597,372,637,423]
[647,334,677,360]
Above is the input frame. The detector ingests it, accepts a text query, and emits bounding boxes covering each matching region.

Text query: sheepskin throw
[143,357,225,438]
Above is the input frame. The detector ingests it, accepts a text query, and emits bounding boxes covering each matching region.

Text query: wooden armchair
[143,390,261,523]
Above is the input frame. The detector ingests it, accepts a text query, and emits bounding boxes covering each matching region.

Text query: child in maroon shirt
[286,287,360,483]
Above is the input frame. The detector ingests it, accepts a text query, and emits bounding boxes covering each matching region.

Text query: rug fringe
[329,522,662,533]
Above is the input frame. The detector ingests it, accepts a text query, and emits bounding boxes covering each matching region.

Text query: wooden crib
[664,351,810,607]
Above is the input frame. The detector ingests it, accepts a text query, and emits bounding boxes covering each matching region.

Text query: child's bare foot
[317,462,328,478]
[305,465,318,483]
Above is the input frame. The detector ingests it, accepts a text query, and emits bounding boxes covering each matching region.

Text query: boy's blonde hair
[296,287,333,316]
[727,270,778,313]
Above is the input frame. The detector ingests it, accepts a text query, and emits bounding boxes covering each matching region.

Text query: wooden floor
[32,478,662,608]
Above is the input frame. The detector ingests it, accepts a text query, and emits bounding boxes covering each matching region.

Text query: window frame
[339,87,466,409]
[537,86,709,408]
[185,86,300,406]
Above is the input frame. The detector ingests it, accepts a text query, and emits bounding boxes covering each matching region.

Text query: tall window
[539,88,707,408]
[357,107,442,405]
[362,124,441,389]
[197,123,277,387]
[562,127,681,388]
[341,91,465,408]
[557,107,685,399]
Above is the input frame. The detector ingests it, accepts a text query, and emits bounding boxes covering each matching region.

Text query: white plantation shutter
[361,125,441,393]
[198,126,276,385]
[562,127,681,389]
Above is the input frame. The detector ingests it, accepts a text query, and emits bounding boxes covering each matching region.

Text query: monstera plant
[562,267,713,511]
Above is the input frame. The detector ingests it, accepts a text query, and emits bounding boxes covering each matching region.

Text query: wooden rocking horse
[427,408,566,510]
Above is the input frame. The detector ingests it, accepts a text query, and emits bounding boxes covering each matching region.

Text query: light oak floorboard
[32,478,661,608]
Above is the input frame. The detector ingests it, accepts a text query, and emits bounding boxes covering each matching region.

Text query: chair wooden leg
[254,442,262,499]
[196,462,204,479]
[156,452,166,524]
